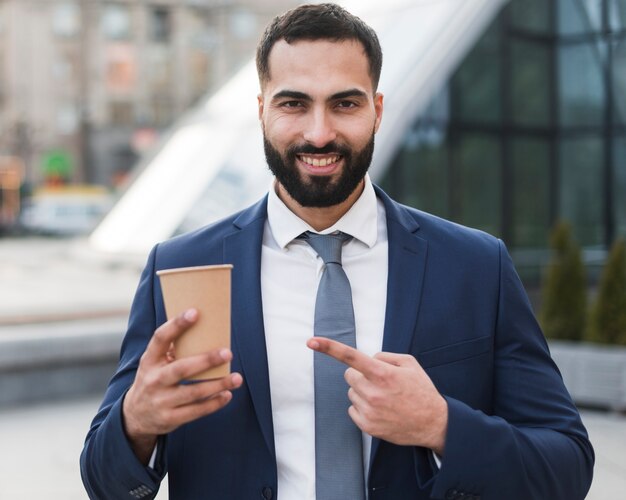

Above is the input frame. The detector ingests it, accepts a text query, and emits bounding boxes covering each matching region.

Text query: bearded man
[81,4,593,500]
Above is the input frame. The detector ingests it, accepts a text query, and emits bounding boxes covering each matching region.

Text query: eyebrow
[330,89,368,100]
[271,90,311,102]
[271,88,368,103]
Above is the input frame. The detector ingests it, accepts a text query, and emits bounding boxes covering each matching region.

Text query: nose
[302,108,337,147]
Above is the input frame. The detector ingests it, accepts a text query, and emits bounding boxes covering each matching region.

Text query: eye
[281,100,304,108]
[336,100,358,109]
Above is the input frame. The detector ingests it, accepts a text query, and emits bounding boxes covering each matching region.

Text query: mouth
[296,154,342,174]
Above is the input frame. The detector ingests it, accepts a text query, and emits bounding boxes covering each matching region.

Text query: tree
[587,239,626,345]
[540,222,587,341]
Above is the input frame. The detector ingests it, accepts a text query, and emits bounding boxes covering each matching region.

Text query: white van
[19,187,114,236]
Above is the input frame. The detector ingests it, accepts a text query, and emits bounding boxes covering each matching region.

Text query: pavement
[0,236,141,324]
[0,396,622,499]
[1,236,625,498]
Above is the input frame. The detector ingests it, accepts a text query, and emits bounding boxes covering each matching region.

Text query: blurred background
[1,0,625,498]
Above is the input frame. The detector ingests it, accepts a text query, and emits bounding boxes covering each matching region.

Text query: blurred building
[380,0,626,282]
[90,0,625,285]
[0,0,297,187]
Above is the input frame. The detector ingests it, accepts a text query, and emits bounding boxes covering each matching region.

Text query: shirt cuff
[148,443,159,470]
[432,450,442,469]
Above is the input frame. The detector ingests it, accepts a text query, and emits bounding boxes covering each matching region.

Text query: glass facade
[381,0,626,281]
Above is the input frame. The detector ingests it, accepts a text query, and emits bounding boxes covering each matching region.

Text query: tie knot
[301,231,351,265]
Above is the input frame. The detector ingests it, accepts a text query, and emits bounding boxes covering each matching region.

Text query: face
[258,39,383,208]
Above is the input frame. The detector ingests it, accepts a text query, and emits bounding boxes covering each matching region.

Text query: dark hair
[256,3,382,90]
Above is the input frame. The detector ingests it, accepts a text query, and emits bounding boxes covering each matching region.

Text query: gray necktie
[302,231,365,500]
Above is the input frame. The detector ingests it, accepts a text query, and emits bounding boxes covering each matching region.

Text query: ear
[373,92,384,133]
[257,94,264,121]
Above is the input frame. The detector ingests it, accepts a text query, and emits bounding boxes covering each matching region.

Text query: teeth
[300,155,339,167]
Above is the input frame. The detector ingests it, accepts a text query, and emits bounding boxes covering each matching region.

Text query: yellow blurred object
[0,156,25,228]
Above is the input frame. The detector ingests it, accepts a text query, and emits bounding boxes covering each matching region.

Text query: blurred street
[0,396,623,499]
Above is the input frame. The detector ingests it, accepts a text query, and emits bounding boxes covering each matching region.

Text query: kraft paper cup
[157,264,233,380]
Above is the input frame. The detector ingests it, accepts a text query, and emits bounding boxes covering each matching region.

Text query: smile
[297,154,341,167]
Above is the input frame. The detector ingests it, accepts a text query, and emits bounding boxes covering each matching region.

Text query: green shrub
[587,239,626,345]
[540,221,587,341]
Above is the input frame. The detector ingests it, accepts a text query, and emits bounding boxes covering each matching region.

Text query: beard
[263,133,375,208]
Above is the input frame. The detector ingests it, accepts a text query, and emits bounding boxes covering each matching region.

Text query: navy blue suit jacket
[81,187,593,499]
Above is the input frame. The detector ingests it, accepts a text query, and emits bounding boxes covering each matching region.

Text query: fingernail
[219,348,230,360]
[308,339,320,349]
[184,308,197,321]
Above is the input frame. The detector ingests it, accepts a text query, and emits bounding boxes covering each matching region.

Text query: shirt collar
[267,174,379,250]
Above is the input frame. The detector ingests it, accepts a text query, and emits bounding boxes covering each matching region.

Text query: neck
[276,180,365,232]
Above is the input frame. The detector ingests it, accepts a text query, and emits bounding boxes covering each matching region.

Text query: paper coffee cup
[157,264,233,380]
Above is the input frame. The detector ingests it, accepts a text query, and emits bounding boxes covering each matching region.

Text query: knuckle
[143,371,160,389]
[152,327,169,347]
[207,350,224,366]
[139,351,149,364]
[192,384,213,403]
[223,376,237,390]
[359,415,375,434]
[170,362,187,381]
[371,365,388,381]
[368,391,384,407]
[342,350,357,365]
[347,387,356,402]
[160,409,175,428]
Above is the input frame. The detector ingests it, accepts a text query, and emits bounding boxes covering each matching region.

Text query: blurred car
[19,186,114,236]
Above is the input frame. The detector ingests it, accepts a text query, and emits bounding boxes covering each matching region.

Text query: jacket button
[261,486,273,500]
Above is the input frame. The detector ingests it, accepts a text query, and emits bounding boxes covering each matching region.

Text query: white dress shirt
[262,174,388,499]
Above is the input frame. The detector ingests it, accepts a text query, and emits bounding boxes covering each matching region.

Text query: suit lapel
[370,187,429,468]
[223,197,276,458]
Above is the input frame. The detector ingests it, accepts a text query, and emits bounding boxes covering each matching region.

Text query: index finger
[307,337,383,380]
[143,308,198,364]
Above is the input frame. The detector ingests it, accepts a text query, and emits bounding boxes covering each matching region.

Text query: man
[81,4,594,499]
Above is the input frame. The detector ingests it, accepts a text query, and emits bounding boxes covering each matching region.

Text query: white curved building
[90,0,507,256]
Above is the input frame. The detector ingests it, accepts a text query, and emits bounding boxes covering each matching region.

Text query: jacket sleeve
[80,246,168,500]
[428,240,594,500]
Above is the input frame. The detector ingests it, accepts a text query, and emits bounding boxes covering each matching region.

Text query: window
[613,39,626,125]
[511,40,551,127]
[392,124,449,218]
[559,42,606,126]
[510,0,551,33]
[101,4,132,40]
[52,2,80,38]
[558,0,603,35]
[615,135,626,239]
[57,103,78,135]
[109,101,134,126]
[511,138,551,247]
[383,0,624,263]
[147,47,172,92]
[150,7,171,43]
[453,134,502,237]
[559,136,604,246]
[52,53,77,82]
[452,25,501,125]
[150,96,174,127]
[610,0,626,29]
[106,46,136,94]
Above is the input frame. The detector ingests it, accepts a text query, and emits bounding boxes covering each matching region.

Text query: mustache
[287,142,351,156]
